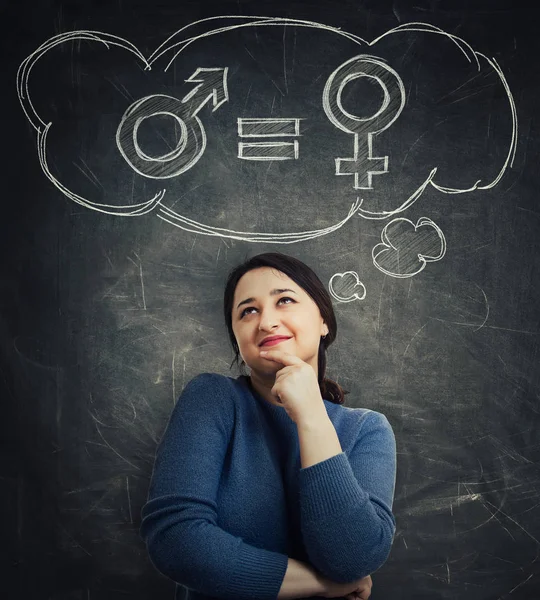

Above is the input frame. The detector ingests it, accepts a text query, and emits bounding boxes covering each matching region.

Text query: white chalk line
[155,198,363,242]
[38,123,164,214]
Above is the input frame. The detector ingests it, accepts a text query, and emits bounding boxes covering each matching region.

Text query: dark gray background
[2,1,539,598]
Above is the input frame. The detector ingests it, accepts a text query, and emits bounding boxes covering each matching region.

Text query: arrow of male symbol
[181,67,229,117]
[116,66,229,179]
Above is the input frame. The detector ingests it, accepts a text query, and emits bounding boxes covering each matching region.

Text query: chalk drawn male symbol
[116,68,229,179]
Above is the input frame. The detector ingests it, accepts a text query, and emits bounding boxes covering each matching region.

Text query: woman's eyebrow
[236,288,298,310]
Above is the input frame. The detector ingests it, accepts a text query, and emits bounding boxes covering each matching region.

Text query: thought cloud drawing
[372,217,446,278]
[329,272,367,303]
[17,17,517,243]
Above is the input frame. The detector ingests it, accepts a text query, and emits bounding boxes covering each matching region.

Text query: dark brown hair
[223,252,348,405]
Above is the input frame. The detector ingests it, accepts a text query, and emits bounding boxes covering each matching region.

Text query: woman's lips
[261,337,291,347]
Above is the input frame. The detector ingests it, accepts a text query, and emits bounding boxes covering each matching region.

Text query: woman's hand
[318,573,372,599]
[343,574,372,600]
[258,348,326,426]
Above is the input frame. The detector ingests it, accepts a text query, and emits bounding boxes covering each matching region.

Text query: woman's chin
[250,362,280,376]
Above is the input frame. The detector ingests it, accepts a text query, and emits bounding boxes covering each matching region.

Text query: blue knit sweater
[140,373,397,600]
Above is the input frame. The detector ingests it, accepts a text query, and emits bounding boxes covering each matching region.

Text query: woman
[140,252,397,600]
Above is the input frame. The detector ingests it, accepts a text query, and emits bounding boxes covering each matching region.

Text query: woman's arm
[298,411,397,583]
[277,559,374,600]
[277,558,326,599]
[141,374,289,600]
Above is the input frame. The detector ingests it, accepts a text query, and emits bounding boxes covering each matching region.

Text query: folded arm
[140,374,288,600]
[298,411,397,583]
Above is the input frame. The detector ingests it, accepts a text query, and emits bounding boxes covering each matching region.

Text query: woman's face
[231,267,328,379]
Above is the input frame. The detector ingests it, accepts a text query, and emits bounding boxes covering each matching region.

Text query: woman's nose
[258,308,279,331]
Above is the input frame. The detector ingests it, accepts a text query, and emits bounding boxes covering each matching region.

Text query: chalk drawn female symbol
[323,55,406,190]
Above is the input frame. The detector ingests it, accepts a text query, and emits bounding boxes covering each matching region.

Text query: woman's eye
[240,297,295,318]
[280,297,294,305]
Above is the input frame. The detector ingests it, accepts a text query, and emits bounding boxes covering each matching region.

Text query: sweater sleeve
[140,373,289,600]
[298,410,397,583]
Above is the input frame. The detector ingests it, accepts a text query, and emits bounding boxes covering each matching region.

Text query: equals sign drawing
[237,118,302,161]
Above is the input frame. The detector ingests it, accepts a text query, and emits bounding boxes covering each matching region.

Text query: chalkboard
[3,1,539,599]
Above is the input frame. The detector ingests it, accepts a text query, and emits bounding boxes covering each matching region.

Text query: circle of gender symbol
[116,94,206,179]
[323,54,406,135]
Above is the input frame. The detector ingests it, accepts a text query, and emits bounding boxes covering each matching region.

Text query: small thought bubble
[329,271,367,302]
[372,217,446,278]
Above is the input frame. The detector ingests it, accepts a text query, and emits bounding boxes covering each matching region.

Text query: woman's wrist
[313,568,329,597]
[277,558,327,599]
